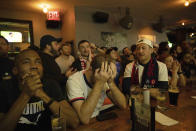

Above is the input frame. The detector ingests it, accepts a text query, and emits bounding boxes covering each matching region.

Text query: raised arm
[177,64,186,87]
[107,81,127,109]
[106,62,127,109]
[68,62,110,124]
[170,60,180,89]
[71,81,105,124]
[90,43,105,54]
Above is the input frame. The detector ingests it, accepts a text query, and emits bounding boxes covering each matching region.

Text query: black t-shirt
[38,52,67,96]
[38,52,62,82]
[182,63,196,78]
[0,56,14,81]
[0,78,64,131]
[71,58,82,71]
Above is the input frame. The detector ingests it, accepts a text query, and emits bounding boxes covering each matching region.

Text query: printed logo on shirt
[146,80,150,85]
[151,79,155,85]
[18,100,45,125]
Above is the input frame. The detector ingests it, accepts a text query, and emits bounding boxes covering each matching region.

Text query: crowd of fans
[0,34,196,130]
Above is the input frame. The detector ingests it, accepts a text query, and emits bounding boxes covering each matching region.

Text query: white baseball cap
[137,38,153,48]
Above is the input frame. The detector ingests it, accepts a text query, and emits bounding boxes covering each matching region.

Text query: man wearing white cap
[123,38,168,97]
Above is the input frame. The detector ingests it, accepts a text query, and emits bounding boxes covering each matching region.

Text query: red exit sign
[47,11,60,21]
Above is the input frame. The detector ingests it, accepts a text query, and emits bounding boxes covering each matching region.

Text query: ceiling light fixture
[40,4,50,13]
[184,0,190,7]
[43,8,48,13]
[182,22,185,26]
[168,41,173,48]
[190,33,194,37]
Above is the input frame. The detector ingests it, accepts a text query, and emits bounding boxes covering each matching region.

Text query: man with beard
[123,38,168,98]
[55,42,76,75]
[0,36,14,82]
[0,49,79,131]
[39,35,67,96]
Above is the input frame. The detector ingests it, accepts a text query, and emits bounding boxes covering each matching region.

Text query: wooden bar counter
[68,87,196,131]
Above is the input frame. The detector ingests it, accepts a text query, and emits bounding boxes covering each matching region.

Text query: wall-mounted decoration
[101,32,128,51]
[92,11,109,23]
[47,11,60,21]
[119,8,133,30]
[46,10,62,29]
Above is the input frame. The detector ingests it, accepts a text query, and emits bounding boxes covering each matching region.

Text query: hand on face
[90,43,97,50]
[65,67,77,77]
[172,60,180,73]
[178,63,182,72]
[21,72,43,97]
[107,62,117,84]
[94,61,112,84]
[88,48,92,62]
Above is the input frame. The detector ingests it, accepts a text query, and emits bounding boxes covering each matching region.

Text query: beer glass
[168,88,179,106]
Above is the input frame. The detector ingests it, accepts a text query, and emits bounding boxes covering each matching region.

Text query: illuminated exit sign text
[47,11,60,21]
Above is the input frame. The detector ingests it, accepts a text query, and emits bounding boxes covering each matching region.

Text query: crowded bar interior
[0,0,196,131]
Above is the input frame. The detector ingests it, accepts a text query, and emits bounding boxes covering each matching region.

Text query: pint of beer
[168,88,179,106]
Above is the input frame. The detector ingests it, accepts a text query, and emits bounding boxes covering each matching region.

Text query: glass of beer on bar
[168,86,179,106]
[157,89,168,110]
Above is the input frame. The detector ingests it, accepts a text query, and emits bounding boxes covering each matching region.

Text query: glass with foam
[168,88,179,106]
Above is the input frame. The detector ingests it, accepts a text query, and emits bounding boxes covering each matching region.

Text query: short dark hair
[0,35,9,44]
[106,47,118,55]
[159,42,168,50]
[78,40,90,48]
[60,42,71,50]
[40,35,62,50]
[131,44,136,52]
[100,46,107,50]
[28,45,40,51]
[122,47,129,54]
[158,48,169,56]
[170,45,177,54]
[91,54,112,72]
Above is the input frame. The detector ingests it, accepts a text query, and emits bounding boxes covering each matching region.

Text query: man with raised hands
[67,55,127,124]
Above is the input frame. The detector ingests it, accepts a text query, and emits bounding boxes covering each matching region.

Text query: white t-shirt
[124,61,168,85]
[55,55,75,74]
[66,71,107,118]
